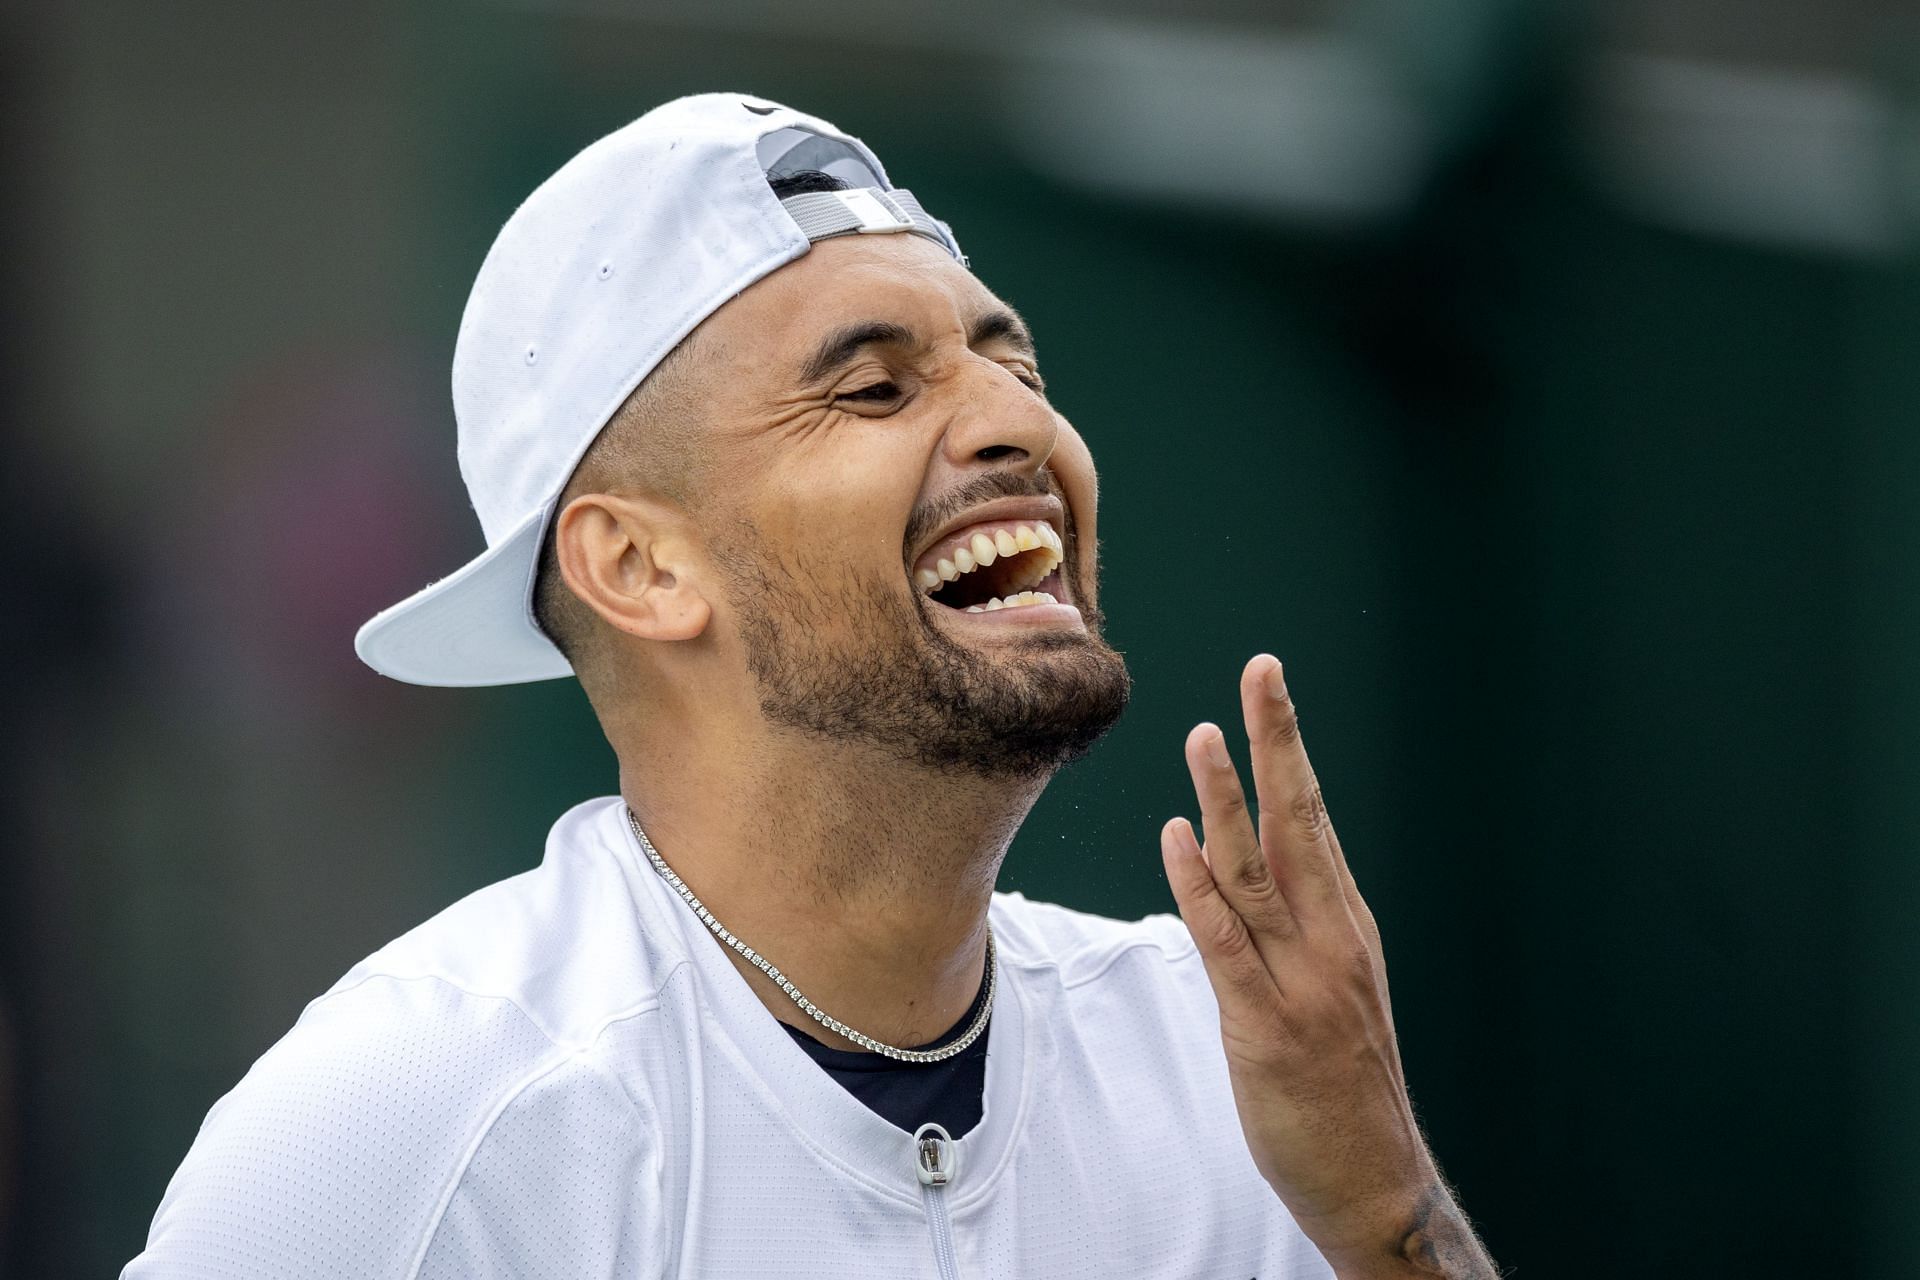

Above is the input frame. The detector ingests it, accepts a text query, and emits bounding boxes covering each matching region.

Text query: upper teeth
[914,521,1063,594]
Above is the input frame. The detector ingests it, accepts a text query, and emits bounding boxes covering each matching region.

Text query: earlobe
[554,493,711,643]
[640,569,711,641]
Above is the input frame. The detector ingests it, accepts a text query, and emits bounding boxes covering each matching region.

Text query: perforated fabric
[124,797,1335,1279]
[415,1056,654,1280]
[123,977,557,1278]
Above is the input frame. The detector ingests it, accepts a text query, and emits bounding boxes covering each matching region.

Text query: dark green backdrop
[3,4,1914,1277]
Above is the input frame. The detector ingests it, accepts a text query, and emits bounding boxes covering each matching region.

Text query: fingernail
[1204,729,1231,768]
[1264,659,1288,700]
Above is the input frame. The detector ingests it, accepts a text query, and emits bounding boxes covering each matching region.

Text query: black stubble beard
[714,523,1131,781]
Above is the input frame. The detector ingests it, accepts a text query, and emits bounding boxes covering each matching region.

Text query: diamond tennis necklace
[626,807,996,1064]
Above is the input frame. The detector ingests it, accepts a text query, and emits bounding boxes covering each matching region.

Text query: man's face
[686,231,1130,778]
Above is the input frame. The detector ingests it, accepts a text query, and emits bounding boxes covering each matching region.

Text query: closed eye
[1001,362,1045,393]
[839,380,902,403]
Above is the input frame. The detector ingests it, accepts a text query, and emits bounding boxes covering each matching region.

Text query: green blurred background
[2,1,1916,1276]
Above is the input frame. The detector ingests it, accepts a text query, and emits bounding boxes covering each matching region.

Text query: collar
[607,798,1033,1207]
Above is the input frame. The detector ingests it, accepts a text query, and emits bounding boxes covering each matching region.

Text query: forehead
[698,233,1011,372]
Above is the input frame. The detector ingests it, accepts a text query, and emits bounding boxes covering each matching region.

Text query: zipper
[913,1122,962,1280]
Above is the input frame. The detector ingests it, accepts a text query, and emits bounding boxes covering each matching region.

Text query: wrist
[1284,1156,1436,1251]
[1293,1175,1498,1280]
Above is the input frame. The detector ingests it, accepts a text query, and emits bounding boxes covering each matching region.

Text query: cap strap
[780,187,962,262]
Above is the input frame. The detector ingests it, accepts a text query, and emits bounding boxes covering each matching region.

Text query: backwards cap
[354,93,962,686]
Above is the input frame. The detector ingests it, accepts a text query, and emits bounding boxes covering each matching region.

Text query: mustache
[902,470,1063,556]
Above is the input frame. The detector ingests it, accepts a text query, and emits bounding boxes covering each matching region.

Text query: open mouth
[911,519,1068,613]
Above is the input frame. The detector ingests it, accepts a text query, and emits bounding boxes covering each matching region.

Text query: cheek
[1051,421,1100,553]
[752,437,910,529]
[754,435,928,581]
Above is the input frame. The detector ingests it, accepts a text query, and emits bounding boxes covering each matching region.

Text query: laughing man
[125,94,1497,1280]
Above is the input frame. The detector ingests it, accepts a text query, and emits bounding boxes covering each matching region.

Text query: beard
[711,488,1131,780]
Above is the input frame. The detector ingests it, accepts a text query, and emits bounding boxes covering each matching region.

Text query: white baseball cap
[354,93,964,686]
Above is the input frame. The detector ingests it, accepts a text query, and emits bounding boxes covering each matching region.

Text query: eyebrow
[798,320,917,386]
[797,308,1038,386]
[969,308,1037,359]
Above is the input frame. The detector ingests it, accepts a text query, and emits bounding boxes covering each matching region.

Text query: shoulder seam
[310,969,570,1045]
[310,967,671,1053]
[999,918,1199,991]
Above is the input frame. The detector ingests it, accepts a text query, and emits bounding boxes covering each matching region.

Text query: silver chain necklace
[626,807,995,1064]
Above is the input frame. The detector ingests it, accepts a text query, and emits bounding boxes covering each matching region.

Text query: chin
[718,531,1130,776]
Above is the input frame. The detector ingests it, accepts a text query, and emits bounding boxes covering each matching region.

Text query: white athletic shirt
[124,796,1335,1279]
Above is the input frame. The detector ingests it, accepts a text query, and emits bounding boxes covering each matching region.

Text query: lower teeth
[965,591,1057,613]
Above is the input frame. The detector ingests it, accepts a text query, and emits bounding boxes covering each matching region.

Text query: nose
[936,358,1058,477]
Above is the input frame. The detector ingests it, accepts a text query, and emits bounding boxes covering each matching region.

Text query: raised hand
[1160,655,1498,1279]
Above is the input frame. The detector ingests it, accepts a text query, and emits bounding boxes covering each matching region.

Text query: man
[125,95,1496,1278]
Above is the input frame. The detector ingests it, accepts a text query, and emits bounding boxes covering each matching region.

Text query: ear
[553,492,712,643]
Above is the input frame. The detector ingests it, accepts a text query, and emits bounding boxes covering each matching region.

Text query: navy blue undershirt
[780,982,991,1138]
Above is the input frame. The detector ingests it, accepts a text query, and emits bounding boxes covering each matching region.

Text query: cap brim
[354,505,574,687]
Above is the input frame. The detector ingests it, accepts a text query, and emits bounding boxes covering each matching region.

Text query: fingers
[1184,722,1297,941]
[1159,817,1280,1010]
[1239,656,1345,914]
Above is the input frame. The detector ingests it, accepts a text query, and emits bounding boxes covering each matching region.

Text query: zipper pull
[913,1122,958,1188]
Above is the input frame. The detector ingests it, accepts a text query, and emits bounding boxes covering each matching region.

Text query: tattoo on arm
[1394,1183,1501,1279]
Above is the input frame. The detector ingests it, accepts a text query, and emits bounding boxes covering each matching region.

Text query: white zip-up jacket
[124,796,1335,1279]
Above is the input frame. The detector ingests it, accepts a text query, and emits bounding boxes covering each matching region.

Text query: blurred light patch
[1586,54,1914,256]
[490,0,983,51]
[1005,16,1433,227]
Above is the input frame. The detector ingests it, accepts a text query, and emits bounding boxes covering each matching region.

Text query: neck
[617,725,1048,1051]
